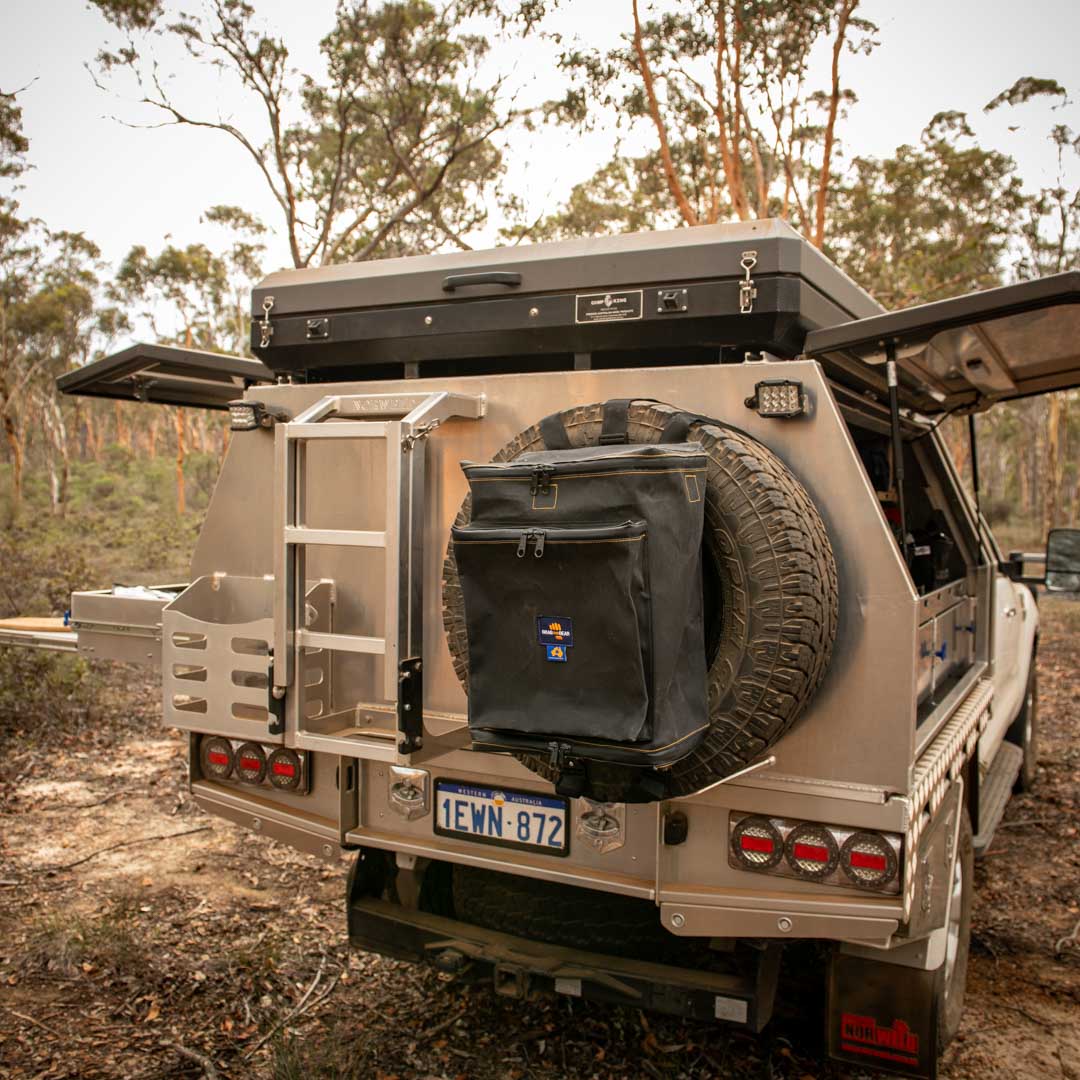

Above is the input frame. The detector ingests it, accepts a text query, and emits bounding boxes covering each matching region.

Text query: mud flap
[827,951,938,1079]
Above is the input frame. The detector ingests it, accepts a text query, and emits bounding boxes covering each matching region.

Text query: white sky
[3,0,1079,302]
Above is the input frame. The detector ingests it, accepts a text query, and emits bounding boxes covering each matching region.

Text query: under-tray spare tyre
[442,399,838,801]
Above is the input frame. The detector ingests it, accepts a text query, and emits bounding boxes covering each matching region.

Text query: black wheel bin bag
[451,442,709,781]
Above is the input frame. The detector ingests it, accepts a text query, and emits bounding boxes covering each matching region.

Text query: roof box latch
[739,251,758,314]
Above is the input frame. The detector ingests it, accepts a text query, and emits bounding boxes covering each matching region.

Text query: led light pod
[200,736,234,780]
[729,814,784,871]
[267,747,302,791]
[841,830,898,890]
[235,742,267,785]
[785,822,839,880]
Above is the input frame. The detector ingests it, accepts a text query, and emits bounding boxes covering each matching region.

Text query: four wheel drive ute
[5,219,1080,1080]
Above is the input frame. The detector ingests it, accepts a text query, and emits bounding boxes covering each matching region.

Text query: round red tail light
[200,736,234,780]
[785,822,839,879]
[235,742,267,785]
[267,747,302,791]
[841,831,897,889]
[730,815,784,871]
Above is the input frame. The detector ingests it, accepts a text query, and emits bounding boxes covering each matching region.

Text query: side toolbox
[70,585,186,665]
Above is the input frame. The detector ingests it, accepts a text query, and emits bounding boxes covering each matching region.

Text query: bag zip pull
[530,464,555,496]
[516,528,547,558]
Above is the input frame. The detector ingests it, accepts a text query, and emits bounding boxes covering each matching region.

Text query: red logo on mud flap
[840,1012,920,1065]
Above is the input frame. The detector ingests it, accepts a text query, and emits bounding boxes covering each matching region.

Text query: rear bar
[347,892,780,1031]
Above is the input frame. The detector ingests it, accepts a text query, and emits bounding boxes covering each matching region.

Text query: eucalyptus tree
[90,0,516,266]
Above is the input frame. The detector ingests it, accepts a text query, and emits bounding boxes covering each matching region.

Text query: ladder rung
[287,422,389,440]
[285,527,386,548]
[297,630,386,655]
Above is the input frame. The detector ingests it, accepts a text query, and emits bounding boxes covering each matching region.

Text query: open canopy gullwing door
[804,272,1080,414]
[57,343,274,410]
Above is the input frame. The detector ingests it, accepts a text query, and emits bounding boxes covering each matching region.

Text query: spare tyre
[441,400,838,800]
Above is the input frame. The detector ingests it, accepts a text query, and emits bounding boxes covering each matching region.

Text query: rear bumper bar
[347,895,780,1031]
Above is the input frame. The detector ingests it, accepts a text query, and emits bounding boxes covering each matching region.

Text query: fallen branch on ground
[41,827,211,871]
[165,1041,220,1079]
[246,954,327,1055]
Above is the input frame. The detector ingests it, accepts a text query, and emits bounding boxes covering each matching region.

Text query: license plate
[434,781,569,856]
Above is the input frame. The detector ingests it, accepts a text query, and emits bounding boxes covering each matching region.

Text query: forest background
[2,0,1079,652]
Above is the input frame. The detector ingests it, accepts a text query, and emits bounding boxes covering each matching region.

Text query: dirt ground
[1,599,1077,1080]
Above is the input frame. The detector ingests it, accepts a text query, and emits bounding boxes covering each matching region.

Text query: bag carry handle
[538,398,719,450]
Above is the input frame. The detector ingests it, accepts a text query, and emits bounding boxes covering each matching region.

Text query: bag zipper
[516,528,547,558]
[529,465,555,496]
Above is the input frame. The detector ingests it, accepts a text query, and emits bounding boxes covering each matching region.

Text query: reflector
[235,742,267,785]
[199,736,234,780]
[841,831,897,889]
[729,815,784,870]
[267,747,302,791]
[785,822,839,879]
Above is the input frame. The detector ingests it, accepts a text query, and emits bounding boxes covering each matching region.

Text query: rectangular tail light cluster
[198,736,311,795]
[728,813,902,894]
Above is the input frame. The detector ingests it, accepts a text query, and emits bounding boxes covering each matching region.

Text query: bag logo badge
[545,645,568,662]
[537,616,573,647]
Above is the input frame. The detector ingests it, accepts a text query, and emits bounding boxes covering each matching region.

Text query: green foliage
[93,0,515,266]
[827,111,1025,305]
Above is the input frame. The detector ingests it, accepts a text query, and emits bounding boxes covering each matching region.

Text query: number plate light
[577,800,625,853]
[389,765,430,820]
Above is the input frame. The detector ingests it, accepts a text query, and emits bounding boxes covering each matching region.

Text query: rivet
[252,818,262,831]
[671,912,685,929]
[424,315,433,325]
[777,916,793,933]
[322,844,334,858]
[529,306,539,318]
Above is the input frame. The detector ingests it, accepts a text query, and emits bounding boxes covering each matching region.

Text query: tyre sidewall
[936,808,974,1049]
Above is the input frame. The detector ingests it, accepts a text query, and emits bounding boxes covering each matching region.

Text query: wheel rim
[1023,687,1034,756]
[944,850,964,986]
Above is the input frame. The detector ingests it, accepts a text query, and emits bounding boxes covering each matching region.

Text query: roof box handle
[442,271,522,292]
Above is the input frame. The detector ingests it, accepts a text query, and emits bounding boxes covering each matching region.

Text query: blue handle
[934,642,948,661]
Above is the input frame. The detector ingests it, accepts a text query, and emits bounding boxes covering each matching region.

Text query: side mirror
[1046,528,1080,592]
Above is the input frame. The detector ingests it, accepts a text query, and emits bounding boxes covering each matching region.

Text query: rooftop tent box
[250,220,883,380]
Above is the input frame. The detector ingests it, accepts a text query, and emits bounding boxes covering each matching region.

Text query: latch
[258,295,275,348]
[739,251,758,314]
[657,287,689,313]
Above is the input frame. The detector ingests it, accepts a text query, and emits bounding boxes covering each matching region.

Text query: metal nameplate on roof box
[249,221,883,379]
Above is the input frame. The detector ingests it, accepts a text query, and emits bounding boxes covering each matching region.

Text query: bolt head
[424,315,433,325]
[671,912,685,929]
[777,916,793,933]
[529,306,539,318]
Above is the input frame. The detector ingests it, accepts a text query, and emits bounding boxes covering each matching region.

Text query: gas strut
[885,342,911,566]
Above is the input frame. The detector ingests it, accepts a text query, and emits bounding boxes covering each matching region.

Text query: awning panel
[57,343,274,410]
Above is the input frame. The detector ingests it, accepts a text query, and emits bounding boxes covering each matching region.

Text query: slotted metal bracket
[273,390,485,756]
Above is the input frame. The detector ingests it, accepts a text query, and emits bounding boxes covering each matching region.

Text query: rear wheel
[935,808,973,1049]
[1006,653,1038,793]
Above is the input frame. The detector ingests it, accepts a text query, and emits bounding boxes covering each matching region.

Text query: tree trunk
[114,401,132,450]
[175,408,186,515]
[1043,393,1062,534]
[3,413,24,514]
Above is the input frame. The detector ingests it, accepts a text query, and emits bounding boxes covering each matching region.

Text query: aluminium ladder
[273,391,485,756]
